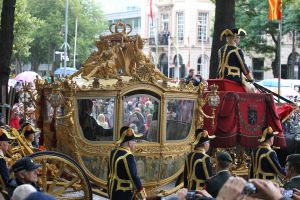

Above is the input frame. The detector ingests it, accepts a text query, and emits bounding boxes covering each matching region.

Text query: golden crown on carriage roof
[69,21,170,83]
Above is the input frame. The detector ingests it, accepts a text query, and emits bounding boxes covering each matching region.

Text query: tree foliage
[27,0,106,72]
[0,0,16,123]
[13,0,43,73]
[235,0,300,78]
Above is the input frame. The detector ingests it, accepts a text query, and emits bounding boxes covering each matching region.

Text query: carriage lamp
[19,82,34,121]
[49,82,65,108]
[207,84,220,128]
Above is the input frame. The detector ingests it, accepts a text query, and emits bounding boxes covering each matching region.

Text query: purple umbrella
[15,71,41,83]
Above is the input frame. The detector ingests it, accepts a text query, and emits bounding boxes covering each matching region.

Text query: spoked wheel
[29,151,92,200]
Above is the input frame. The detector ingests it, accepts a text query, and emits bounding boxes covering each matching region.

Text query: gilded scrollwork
[34,22,221,197]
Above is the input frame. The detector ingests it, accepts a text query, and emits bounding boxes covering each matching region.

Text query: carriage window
[166,99,194,140]
[77,98,115,141]
[122,94,160,142]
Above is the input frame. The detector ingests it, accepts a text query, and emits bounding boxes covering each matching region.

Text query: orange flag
[268,0,282,21]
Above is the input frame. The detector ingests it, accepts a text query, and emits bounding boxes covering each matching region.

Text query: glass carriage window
[122,92,160,143]
[77,98,115,142]
[166,99,194,140]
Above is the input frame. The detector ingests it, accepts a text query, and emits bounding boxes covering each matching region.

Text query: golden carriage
[1,22,222,200]
[13,22,219,199]
[4,22,290,199]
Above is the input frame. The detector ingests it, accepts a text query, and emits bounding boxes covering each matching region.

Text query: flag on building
[168,36,172,76]
[149,0,153,24]
[187,36,191,68]
[268,0,282,21]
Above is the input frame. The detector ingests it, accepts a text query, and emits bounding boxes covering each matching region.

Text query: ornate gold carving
[33,22,222,197]
[69,22,170,83]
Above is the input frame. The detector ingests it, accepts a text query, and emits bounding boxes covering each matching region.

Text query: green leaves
[236,0,300,77]
[1,0,106,71]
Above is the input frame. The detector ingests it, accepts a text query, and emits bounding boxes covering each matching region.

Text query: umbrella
[15,71,41,83]
[270,87,299,100]
[54,67,78,76]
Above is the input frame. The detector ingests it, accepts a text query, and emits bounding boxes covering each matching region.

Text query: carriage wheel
[29,151,92,200]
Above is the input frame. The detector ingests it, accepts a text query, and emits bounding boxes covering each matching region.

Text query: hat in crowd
[286,154,300,164]
[217,151,233,162]
[24,192,56,200]
[12,184,37,200]
[0,127,14,142]
[193,129,216,146]
[220,28,247,41]
[258,126,278,143]
[21,123,38,138]
[11,157,42,173]
[115,126,143,145]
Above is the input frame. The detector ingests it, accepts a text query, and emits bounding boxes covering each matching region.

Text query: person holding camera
[251,126,285,184]
[206,151,233,198]
[183,129,215,190]
[284,154,300,190]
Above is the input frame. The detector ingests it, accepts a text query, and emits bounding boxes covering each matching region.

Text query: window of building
[162,14,169,31]
[197,12,208,42]
[252,58,264,80]
[149,18,156,45]
[176,12,184,41]
[197,55,209,79]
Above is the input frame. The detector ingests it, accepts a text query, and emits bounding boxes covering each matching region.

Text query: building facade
[105,6,142,35]
[142,0,215,80]
[104,0,299,82]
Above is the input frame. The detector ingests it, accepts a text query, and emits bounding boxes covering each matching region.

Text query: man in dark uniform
[217,28,253,84]
[185,69,201,86]
[206,151,232,198]
[107,126,146,200]
[0,127,13,186]
[7,157,42,197]
[284,154,300,190]
[183,129,215,190]
[252,126,285,184]
[21,123,39,149]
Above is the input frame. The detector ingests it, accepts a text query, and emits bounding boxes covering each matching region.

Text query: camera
[282,190,293,198]
[186,191,197,200]
[243,182,257,195]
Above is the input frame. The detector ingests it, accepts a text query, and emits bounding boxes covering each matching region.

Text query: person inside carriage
[78,99,112,141]
[217,28,254,92]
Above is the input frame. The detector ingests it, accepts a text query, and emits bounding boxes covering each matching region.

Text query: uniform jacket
[0,150,9,186]
[184,148,213,190]
[107,146,142,200]
[217,44,251,83]
[284,176,300,190]
[206,170,231,198]
[252,143,285,181]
